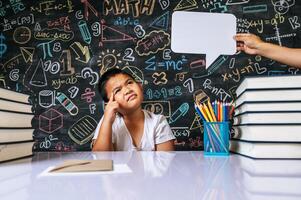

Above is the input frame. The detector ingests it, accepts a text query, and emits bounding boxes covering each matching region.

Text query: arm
[234,33,301,68]
[156,140,175,151]
[92,118,114,151]
[154,115,175,151]
[92,95,119,151]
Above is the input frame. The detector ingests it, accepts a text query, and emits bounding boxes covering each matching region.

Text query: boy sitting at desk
[92,68,175,151]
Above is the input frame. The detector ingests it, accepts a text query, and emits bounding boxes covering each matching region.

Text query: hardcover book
[0,129,34,144]
[0,88,30,104]
[234,101,301,115]
[232,124,301,142]
[0,99,32,113]
[0,141,34,163]
[230,140,301,159]
[235,75,301,97]
[233,111,301,125]
[0,110,34,128]
[235,88,301,107]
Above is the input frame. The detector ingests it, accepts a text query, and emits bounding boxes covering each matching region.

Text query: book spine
[231,126,240,139]
[234,107,242,116]
[233,117,240,125]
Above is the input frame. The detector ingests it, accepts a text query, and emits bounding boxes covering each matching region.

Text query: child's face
[105,74,143,113]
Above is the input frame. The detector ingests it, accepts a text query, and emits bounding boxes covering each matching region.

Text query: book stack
[0,88,34,163]
[230,75,301,158]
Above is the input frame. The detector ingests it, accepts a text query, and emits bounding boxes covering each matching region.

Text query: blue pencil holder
[203,122,230,156]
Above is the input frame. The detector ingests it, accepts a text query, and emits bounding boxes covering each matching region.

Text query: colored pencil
[207,100,217,122]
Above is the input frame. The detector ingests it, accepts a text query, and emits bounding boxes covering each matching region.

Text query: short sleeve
[154,115,175,144]
[92,116,104,140]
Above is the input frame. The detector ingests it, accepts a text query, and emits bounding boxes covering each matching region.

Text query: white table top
[1,151,301,200]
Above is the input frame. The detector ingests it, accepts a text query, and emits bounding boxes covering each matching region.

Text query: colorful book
[232,124,301,142]
[234,101,301,115]
[230,139,301,159]
[233,111,301,125]
[235,75,301,97]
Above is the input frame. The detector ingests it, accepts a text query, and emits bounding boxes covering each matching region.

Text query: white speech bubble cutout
[171,11,237,69]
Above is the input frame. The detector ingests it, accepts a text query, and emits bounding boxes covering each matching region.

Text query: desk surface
[0,151,301,200]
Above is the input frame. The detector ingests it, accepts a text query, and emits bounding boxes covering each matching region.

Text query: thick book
[230,140,301,159]
[234,101,301,115]
[0,110,34,128]
[0,128,34,144]
[0,88,30,104]
[233,111,301,125]
[235,88,301,107]
[0,99,32,113]
[0,141,33,163]
[232,124,301,142]
[235,75,301,97]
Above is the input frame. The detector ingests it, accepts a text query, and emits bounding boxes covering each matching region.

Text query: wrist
[256,41,272,56]
[103,115,115,125]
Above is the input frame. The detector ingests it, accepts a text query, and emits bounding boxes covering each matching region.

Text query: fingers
[236,33,252,37]
[234,34,248,42]
[108,93,120,111]
[236,46,244,51]
[109,93,115,103]
[236,42,244,47]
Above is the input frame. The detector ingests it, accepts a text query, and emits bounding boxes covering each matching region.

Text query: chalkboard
[0,0,300,151]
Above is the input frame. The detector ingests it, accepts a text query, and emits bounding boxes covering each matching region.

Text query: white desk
[0,151,301,200]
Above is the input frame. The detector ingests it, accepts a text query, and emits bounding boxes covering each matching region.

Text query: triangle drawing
[150,11,170,31]
[20,47,35,63]
[174,0,198,11]
[30,59,47,87]
[101,25,135,42]
[190,114,202,130]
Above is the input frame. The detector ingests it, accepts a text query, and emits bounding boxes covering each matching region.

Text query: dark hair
[98,68,135,102]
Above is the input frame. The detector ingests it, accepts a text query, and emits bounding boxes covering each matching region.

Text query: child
[92,68,175,151]
[234,33,301,68]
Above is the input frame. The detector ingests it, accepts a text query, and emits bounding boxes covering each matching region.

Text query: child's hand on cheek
[104,94,120,124]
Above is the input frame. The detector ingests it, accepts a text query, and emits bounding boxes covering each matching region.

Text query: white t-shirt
[93,110,175,151]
